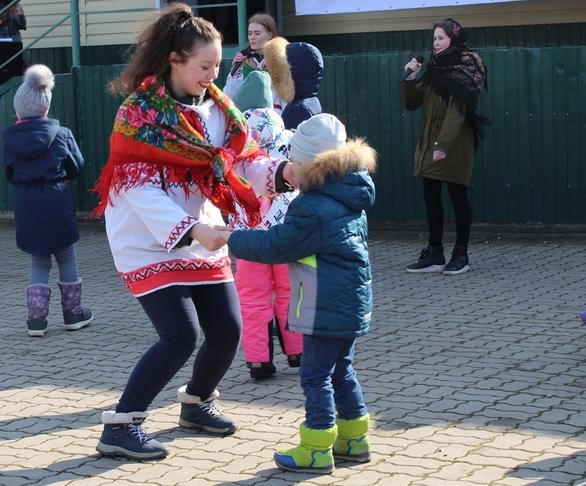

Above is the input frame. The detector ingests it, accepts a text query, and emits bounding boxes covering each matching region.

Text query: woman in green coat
[401,18,487,275]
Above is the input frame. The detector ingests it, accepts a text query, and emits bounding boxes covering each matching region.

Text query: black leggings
[116,282,242,413]
[422,177,471,249]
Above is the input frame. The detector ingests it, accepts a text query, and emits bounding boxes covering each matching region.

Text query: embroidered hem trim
[119,257,232,295]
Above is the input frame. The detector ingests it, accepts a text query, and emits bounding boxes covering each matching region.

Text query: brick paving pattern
[0,221,585,485]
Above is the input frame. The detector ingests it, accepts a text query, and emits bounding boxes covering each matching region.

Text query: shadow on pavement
[506,450,586,486]
[0,407,109,443]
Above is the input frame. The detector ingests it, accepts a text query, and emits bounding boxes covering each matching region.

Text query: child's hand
[190,224,232,251]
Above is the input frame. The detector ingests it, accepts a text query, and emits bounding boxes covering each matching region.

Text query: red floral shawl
[93,76,261,225]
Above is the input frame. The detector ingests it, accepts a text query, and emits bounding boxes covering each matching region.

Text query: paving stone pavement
[0,220,585,486]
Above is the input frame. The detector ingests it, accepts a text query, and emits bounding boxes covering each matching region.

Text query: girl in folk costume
[223,13,285,113]
[93,4,297,460]
[402,18,488,275]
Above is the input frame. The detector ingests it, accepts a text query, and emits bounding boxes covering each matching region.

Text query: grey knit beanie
[288,113,347,164]
[13,64,55,119]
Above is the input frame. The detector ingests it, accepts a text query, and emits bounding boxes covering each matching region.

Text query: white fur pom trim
[101,410,148,424]
[177,385,219,404]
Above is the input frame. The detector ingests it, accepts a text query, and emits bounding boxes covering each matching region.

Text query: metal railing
[0,0,248,72]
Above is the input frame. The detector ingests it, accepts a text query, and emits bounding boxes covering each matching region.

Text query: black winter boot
[247,361,277,379]
[287,354,302,368]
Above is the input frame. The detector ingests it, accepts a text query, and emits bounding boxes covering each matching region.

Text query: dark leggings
[116,282,242,413]
[422,177,471,249]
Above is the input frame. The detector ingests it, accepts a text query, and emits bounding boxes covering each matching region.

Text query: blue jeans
[116,283,242,413]
[299,335,368,429]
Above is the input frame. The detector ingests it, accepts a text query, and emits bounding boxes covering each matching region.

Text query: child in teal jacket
[227,114,377,474]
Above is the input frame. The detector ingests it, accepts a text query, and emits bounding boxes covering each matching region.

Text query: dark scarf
[424,45,489,150]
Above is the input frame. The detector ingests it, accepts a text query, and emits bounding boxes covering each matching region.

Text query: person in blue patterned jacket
[226,113,377,474]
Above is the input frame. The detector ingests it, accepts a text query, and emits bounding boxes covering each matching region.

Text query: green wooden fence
[1,47,585,223]
[23,22,586,75]
[291,22,586,55]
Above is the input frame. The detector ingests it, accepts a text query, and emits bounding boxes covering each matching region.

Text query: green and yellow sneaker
[274,423,337,474]
[333,414,371,463]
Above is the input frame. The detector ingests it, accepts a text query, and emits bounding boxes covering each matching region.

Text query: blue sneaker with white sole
[177,386,237,435]
[96,411,168,460]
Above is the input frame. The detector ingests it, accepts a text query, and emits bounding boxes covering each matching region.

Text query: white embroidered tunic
[105,98,282,296]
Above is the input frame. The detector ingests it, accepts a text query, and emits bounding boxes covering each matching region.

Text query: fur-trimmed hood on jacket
[227,138,375,339]
[263,37,323,103]
[297,138,377,211]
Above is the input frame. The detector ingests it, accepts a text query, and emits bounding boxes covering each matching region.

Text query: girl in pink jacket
[232,71,303,379]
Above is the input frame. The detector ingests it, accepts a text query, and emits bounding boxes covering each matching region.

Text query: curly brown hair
[109,3,222,95]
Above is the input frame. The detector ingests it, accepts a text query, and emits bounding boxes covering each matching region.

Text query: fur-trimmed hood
[297,138,377,211]
[264,37,323,103]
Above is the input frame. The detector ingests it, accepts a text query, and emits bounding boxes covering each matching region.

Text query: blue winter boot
[96,411,168,460]
[177,385,237,435]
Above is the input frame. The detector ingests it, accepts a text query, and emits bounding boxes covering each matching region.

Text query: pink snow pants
[235,259,303,363]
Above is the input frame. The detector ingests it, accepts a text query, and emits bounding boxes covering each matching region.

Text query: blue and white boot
[177,385,237,435]
[96,411,168,460]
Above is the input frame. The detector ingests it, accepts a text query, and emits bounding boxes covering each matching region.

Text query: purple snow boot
[580,310,586,327]
[58,280,93,331]
[26,284,51,337]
